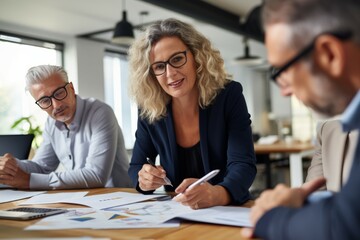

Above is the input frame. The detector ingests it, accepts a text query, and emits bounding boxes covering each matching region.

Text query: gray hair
[25,65,68,91]
[262,0,360,49]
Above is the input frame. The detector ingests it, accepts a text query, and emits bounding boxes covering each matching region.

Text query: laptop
[0,134,34,159]
[0,207,67,220]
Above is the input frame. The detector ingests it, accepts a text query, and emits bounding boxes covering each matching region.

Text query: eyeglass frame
[150,50,188,76]
[270,30,353,82]
[35,82,70,109]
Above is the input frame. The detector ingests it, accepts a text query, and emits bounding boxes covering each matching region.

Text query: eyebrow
[36,84,67,101]
[152,50,186,64]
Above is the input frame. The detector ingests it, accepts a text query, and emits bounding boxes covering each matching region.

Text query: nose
[166,63,177,77]
[51,97,62,108]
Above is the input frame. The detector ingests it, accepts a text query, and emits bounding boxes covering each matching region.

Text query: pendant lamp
[112,0,134,46]
[233,37,263,66]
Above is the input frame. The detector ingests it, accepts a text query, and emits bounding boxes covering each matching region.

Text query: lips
[168,79,184,87]
[54,107,66,116]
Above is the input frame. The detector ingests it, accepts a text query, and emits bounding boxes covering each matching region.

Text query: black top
[177,142,204,179]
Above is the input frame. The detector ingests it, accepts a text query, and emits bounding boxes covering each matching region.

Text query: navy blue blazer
[128,81,257,204]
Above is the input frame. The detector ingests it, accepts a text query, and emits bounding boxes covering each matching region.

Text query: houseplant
[11,115,43,149]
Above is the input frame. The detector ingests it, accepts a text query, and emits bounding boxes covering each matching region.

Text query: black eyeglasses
[270,31,353,82]
[150,50,188,76]
[35,82,70,109]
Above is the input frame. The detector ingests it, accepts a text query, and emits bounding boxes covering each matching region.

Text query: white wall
[1,20,293,136]
[224,39,292,136]
[75,38,105,101]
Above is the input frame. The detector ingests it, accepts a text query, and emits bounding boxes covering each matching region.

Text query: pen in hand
[146,157,173,187]
[173,169,220,201]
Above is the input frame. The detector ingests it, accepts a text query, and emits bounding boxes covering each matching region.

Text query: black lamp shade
[112,11,134,45]
[233,38,263,66]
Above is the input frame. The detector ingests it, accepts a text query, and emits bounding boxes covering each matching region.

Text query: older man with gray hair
[0,65,131,189]
[242,0,360,239]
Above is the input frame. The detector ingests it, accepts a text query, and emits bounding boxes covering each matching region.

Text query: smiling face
[150,36,198,101]
[29,73,77,125]
[266,23,354,117]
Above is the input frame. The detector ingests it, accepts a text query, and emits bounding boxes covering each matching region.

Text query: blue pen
[146,157,173,187]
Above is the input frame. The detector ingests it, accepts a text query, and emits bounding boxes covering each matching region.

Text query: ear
[69,82,75,93]
[314,35,346,78]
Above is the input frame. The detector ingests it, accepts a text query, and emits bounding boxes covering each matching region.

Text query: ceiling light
[112,0,134,46]
[233,37,263,66]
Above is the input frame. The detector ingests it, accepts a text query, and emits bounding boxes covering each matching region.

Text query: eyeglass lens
[269,31,352,83]
[36,83,69,109]
[151,51,187,76]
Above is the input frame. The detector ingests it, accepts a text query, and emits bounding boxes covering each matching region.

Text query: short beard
[305,61,354,117]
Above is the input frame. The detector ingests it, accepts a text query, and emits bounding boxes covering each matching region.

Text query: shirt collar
[341,90,360,132]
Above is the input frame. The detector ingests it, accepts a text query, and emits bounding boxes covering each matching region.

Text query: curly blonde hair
[128,18,228,123]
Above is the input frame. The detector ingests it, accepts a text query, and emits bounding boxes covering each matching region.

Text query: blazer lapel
[199,107,210,173]
[335,133,348,188]
[165,104,178,185]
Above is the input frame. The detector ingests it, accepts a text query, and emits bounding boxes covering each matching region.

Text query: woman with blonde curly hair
[128,18,256,209]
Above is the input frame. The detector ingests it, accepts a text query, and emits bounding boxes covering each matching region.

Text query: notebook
[0,134,34,159]
[0,207,67,220]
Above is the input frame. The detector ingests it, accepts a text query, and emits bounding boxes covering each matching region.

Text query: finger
[144,164,166,178]
[250,204,267,225]
[241,228,254,239]
[0,163,18,175]
[140,165,166,182]
[4,153,14,158]
[175,193,198,206]
[190,202,199,210]
[173,188,200,205]
[2,167,17,176]
[139,181,161,191]
[139,172,166,186]
[0,174,15,181]
[301,177,326,197]
[175,178,197,193]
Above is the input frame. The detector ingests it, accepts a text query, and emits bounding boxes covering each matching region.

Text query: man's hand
[173,179,230,209]
[241,177,326,239]
[0,153,30,189]
[0,153,18,176]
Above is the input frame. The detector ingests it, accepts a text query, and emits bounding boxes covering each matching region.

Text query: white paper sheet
[26,207,180,230]
[19,192,88,205]
[26,201,251,230]
[0,190,46,204]
[99,200,195,227]
[179,206,252,227]
[63,191,165,209]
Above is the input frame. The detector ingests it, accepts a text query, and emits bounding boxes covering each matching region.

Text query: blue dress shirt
[17,96,131,189]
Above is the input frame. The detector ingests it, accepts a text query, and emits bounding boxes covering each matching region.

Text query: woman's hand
[173,179,231,209]
[138,164,168,191]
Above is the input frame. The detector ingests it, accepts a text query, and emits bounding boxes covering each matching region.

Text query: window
[0,31,63,135]
[291,96,316,142]
[104,50,138,149]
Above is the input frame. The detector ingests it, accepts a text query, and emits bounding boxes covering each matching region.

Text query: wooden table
[254,141,315,188]
[0,188,254,240]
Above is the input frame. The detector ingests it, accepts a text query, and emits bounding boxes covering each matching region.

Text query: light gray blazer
[306,119,358,192]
